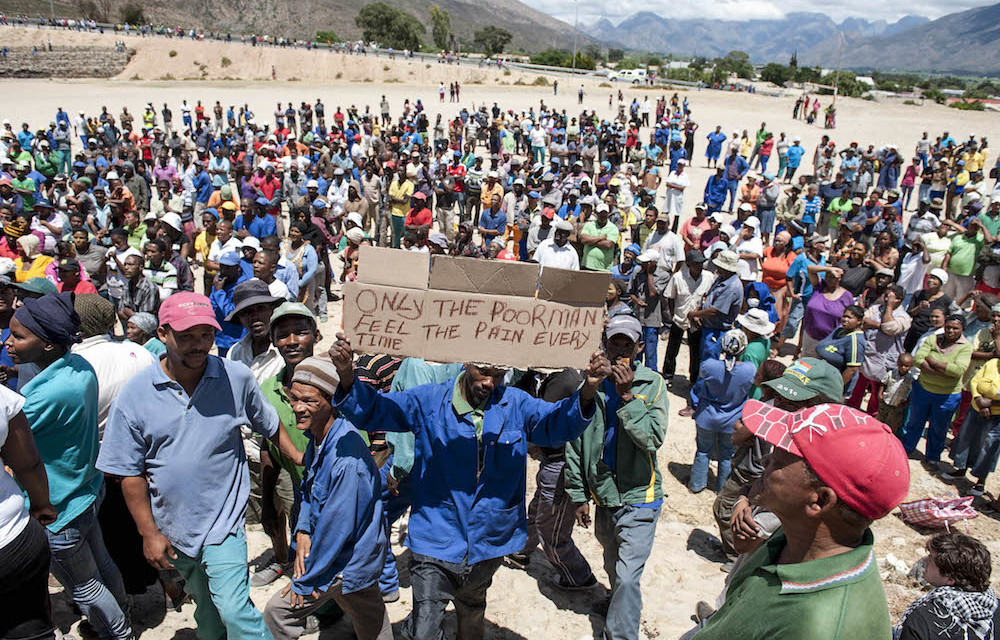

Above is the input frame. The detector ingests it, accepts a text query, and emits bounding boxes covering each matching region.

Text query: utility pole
[571,0,579,71]
[832,32,843,105]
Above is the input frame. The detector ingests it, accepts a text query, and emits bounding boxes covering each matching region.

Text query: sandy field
[6,24,1000,640]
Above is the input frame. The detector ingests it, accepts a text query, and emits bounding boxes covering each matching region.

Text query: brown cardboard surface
[356,245,429,289]
[428,255,539,297]
[537,267,610,304]
[346,248,607,369]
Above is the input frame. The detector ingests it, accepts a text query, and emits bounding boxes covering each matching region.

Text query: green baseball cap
[269,301,315,333]
[763,358,843,402]
[16,277,58,297]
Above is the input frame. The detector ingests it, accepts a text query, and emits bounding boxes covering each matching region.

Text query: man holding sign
[329,333,610,640]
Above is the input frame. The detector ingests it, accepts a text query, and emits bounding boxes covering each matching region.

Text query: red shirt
[447,164,466,193]
[195,105,206,121]
[404,206,432,228]
[58,280,99,294]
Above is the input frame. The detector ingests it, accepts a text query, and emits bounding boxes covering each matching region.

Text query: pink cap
[741,400,910,520]
[158,292,221,332]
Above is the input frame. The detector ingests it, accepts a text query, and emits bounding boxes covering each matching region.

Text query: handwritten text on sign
[343,282,605,369]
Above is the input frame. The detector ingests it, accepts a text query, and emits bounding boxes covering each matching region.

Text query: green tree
[819,70,865,97]
[120,1,145,24]
[760,62,792,85]
[429,5,451,50]
[473,25,512,56]
[355,3,425,50]
[607,48,624,62]
[584,44,603,63]
[789,51,797,67]
[315,30,340,43]
[714,50,753,79]
[645,55,663,68]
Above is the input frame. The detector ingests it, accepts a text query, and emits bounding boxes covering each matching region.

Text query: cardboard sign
[343,246,610,369]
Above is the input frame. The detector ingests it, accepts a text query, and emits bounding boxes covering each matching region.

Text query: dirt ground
[11,24,1000,640]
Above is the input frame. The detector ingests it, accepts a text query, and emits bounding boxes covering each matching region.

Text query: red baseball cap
[158,292,221,332]
[741,400,910,520]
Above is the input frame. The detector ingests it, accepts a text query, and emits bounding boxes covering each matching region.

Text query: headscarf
[16,234,39,258]
[720,328,748,371]
[74,293,116,339]
[745,282,780,324]
[128,312,159,337]
[13,292,82,347]
[894,586,997,640]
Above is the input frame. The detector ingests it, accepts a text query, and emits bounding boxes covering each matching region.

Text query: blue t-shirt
[23,353,102,532]
[97,356,279,555]
[786,145,805,168]
[786,252,826,301]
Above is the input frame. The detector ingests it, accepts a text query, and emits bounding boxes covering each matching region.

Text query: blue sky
[522,0,996,26]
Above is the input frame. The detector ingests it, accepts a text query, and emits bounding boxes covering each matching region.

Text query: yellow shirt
[15,255,55,283]
[971,358,1000,415]
[195,230,217,275]
[480,182,505,209]
[389,179,414,218]
[962,151,985,173]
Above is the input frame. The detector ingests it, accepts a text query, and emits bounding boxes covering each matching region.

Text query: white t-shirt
[735,235,764,278]
[73,337,156,437]
[534,239,580,271]
[0,386,28,549]
[665,269,716,330]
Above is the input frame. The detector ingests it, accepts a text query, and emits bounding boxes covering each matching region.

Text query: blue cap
[255,196,270,206]
[528,190,541,199]
[204,207,220,220]
[453,150,462,156]
[219,252,240,267]
[312,199,327,209]
[625,243,642,256]
[763,173,775,181]
[33,197,53,209]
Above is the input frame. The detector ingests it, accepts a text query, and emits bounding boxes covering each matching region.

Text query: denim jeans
[47,488,132,640]
[171,529,272,640]
[950,411,1000,480]
[899,380,961,462]
[723,180,739,212]
[690,427,736,492]
[641,326,659,371]
[594,505,659,640]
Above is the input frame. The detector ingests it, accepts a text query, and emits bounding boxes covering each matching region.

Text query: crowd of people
[1,84,999,640]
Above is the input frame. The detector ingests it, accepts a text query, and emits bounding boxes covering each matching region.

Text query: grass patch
[513,78,526,85]
[425,63,431,69]
[159,73,175,80]
[288,76,301,82]
[503,69,511,76]
[129,73,141,80]
[385,78,400,83]
[362,77,373,82]
[221,56,231,67]
[903,99,919,106]
[193,60,200,66]
[335,71,342,79]
[168,50,177,57]
[531,76,549,86]
[383,64,390,71]
[950,100,986,111]
[599,82,612,87]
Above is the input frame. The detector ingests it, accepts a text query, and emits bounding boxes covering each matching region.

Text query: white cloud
[523,0,995,26]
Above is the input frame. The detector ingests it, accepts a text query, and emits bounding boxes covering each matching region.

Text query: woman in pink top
[901,156,921,211]
[680,205,712,250]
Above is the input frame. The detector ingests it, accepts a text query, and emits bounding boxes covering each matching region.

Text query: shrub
[335,71,342,79]
[221,56,231,67]
[531,76,549,86]
[903,99,918,105]
[168,50,177,57]
[383,64,390,71]
[950,100,986,111]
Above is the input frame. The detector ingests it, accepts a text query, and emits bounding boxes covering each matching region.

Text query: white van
[610,68,647,84]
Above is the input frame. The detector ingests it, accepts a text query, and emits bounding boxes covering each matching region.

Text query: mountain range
[585,12,931,63]
[587,4,1000,76]
[800,3,1000,76]
[6,0,588,52]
